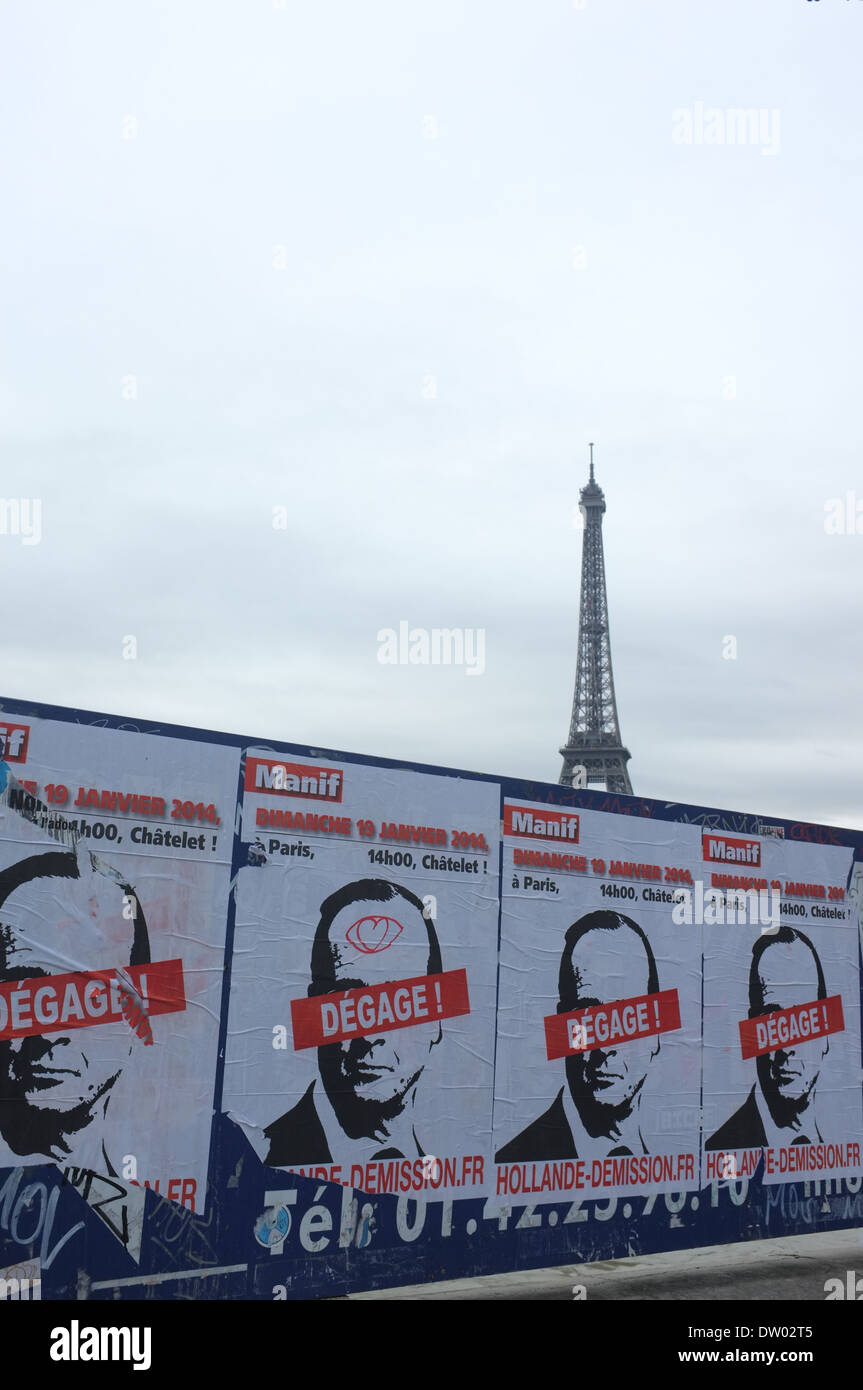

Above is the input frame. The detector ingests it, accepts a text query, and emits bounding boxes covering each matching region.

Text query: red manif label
[544,988,681,1060]
[0,960,186,1041]
[738,995,844,1060]
[702,832,761,867]
[504,803,579,843]
[0,724,29,763]
[244,757,343,801]
[291,968,470,1050]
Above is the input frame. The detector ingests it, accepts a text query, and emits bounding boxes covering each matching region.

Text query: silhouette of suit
[704,1087,767,1151]
[264,1084,332,1165]
[496,1089,579,1162]
[496,1087,650,1163]
[263,1082,426,1166]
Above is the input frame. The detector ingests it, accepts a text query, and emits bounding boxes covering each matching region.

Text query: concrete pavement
[342,1226,863,1299]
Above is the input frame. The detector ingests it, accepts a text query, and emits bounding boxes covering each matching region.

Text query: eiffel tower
[559,445,633,794]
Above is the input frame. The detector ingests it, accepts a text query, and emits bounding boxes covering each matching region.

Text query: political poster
[701,827,863,1188]
[0,708,239,1259]
[223,749,499,1202]
[492,798,702,1205]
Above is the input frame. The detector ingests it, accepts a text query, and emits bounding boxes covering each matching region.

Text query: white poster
[701,828,863,1187]
[493,799,702,1205]
[0,708,238,1258]
[224,749,499,1202]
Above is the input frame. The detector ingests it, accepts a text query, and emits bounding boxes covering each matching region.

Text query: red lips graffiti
[345,915,404,953]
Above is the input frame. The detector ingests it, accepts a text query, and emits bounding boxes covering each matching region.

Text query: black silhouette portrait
[0,849,149,1163]
[497,910,660,1162]
[705,926,828,1151]
[264,878,443,1166]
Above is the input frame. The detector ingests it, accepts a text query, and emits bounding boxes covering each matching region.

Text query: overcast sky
[2,0,861,830]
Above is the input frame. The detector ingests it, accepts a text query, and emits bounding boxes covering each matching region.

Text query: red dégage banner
[738,995,844,1060]
[291,968,470,1050]
[0,959,186,1041]
[545,988,681,1061]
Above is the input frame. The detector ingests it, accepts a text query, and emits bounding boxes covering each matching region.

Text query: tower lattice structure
[559,445,633,794]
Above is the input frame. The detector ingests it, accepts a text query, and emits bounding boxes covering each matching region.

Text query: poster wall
[1,695,863,1299]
